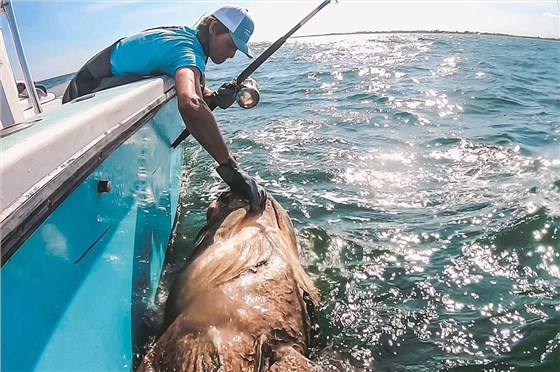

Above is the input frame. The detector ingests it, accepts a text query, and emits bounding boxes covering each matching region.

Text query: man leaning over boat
[63,5,267,213]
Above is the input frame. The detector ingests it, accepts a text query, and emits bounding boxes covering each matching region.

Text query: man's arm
[174,66,268,213]
[175,66,230,165]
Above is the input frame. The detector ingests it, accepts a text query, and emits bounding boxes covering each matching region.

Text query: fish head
[204,191,299,251]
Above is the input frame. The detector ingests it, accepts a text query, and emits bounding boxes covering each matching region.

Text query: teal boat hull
[2,89,185,370]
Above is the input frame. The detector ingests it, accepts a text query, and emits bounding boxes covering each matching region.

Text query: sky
[1,0,559,80]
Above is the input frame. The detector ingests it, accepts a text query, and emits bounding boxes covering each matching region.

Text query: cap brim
[231,33,253,58]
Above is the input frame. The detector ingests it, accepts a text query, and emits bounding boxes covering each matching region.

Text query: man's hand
[217,159,267,213]
[212,81,238,109]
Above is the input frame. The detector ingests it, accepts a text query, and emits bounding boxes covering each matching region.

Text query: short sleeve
[167,44,206,76]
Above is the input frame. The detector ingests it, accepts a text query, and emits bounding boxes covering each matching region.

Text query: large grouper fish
[139,192,320,371]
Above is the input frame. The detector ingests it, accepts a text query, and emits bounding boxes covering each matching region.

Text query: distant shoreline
[293,30,559,42]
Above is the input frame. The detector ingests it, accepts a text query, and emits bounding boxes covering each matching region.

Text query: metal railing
[1,0,43,115]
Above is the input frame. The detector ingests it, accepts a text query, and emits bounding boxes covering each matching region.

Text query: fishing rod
[171,0,335,149]
[236,0,333,85]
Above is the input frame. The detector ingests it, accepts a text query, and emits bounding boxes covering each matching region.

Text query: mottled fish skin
[139,192,319,372]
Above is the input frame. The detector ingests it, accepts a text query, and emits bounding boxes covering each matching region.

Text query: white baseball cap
[212,5,254,58]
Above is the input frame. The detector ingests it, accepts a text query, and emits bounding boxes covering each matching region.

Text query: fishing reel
[172,0,332,148]
[236,77,260,109]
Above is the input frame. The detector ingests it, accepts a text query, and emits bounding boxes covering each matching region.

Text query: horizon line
[292,30,560,42]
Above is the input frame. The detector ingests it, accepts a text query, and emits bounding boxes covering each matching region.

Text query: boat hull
[2,93,186,370]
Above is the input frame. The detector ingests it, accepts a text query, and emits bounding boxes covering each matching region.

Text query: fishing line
[258,0,338,89]
[258,41,298,90]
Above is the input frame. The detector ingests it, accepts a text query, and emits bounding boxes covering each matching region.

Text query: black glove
[212,81,238,109]
[216,159,267,213]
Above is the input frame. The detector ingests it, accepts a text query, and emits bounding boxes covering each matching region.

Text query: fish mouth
[201,192,269,245]
[206,191,252,222]
[207,191,281,222]
[205,192,291,234]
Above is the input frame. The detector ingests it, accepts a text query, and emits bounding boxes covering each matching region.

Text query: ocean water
[45,33,560,370]
[39,72,74,97]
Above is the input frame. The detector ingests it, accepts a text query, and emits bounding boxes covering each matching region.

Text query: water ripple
[170,33,560,371]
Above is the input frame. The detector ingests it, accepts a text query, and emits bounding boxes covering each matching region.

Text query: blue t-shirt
[110,26,206,77]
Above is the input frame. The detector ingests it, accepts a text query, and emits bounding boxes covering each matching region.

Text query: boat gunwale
[1,81,178,266]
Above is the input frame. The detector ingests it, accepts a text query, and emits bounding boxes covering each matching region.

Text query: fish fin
[269,345,314,372]
[138,326,220,371]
